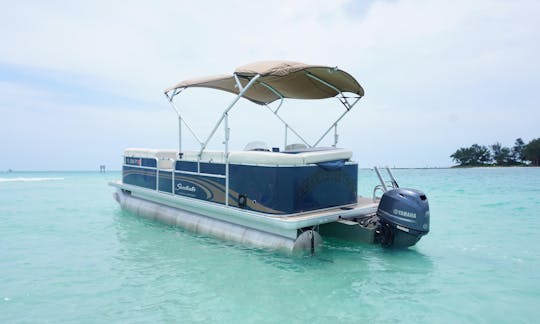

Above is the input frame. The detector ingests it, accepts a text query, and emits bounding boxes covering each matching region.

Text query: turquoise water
[1,168,539,322]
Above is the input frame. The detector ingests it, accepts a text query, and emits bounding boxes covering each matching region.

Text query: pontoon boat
[110,61,430,252]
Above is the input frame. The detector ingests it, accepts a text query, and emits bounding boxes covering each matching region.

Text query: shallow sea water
[1,168,539,323]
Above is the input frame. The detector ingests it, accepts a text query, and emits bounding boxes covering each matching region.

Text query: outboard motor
[376,188,430,248]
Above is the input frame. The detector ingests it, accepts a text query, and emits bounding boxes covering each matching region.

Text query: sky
[1,0,539,170]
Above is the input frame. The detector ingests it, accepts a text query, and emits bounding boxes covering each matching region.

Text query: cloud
[3,1,538,87]
[1,0,539,169]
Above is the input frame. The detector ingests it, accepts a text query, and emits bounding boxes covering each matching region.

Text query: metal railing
[372,166,399,201]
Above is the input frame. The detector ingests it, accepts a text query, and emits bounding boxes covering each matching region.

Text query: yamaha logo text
[393,208,417,219]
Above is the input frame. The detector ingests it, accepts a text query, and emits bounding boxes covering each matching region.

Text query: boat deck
[279,196,377,223]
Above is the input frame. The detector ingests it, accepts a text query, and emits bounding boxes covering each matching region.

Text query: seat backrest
[130,147,354,167]
[229,148,353,165]
[229,151,305,165]
[181,150,226,163]
[124,148,157,158]
[285,143,308,151]
[244,141,270,151]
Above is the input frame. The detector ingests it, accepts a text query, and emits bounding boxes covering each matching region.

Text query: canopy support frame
[165,89,205,154]
[166,73,362,152]
[304,72,362,147]
[257,81,311,149]
[312,96,360,147]
[264,104,312,149]
[198,74,261,157]
[197,74,261,206]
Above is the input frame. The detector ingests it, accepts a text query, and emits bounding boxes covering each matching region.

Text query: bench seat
[125,148,353,167]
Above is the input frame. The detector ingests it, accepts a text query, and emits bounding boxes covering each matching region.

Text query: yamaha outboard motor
[376,188,430,248]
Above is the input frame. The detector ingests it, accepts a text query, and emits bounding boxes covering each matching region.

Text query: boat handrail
[373,185,385,201]
[373,166,399,201]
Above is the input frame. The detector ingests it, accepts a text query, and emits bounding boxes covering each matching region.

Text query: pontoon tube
[113,190,322,253]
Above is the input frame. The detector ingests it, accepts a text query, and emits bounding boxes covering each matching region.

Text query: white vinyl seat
[229,151,304,165]
[126,148,352,167]
[229,148,352,165]
[124,148,179,169]
[156,149,178,169]
[181,150,226,163]
[285,143,308,151]
[124,148,158,158]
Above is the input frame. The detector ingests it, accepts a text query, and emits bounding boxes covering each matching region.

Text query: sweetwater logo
[176,182,196,192]
[393,209,417,219]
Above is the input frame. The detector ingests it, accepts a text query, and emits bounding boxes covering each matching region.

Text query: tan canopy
[165,60,364,105]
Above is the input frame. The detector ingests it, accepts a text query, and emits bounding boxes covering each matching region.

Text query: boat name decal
[296,170,355,200]
[176,182,196,192]
[126,157,142,166]
[393,209,416,219]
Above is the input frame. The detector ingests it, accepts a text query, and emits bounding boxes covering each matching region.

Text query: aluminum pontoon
[110,61,430,252]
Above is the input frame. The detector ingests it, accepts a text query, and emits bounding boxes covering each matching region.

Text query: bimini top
[164,60,364,105]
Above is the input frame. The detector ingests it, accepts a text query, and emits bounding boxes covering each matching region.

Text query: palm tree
[523,138,540,166]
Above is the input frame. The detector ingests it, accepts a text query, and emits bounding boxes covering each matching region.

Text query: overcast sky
[1,0,539,170]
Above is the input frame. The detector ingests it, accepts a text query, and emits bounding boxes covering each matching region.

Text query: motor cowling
[376,188,430,248]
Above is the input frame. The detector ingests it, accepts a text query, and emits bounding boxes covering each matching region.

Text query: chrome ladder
[373,166,399,201]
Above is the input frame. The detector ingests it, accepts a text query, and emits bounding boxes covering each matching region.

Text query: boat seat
[155,149,178,160]
[181,150,226,163]
[229,151,304,165]
[301,149,352,164]
[229,148,352,165]
[285,143,307,151]
[244,141,270,151]
[124,148,158,158]
[124,148,179,169]
[160,149,352,168]
[156,149,178,169]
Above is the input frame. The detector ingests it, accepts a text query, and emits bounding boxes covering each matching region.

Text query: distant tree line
[450,138,540,167]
